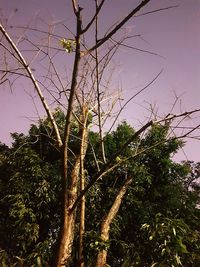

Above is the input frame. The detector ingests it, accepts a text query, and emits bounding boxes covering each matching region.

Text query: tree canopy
[1,1,200,266]
[0,111,200,266]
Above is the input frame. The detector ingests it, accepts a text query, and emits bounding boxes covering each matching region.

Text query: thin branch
[0,23,63,147]
[0,69,29,79]
[72,0,79,14]
[95,0,106,163]
[82,0,151,56]
[107,69,163,134]
[81,0,105,34]
[13,25,65,39]
[157,109,200,124]
[110,37,165,58]
[135,5,179,17]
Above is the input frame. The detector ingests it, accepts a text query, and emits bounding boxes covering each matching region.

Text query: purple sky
[0,0,200,161]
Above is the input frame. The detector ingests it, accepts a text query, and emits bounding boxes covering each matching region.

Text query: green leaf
[177,238,188,254]
[59,38,76,53]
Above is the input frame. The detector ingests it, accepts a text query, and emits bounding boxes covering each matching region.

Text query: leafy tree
[0,127,62,266]
[102,125,200,267]
[1,115,200,266]
[1,1,200,265]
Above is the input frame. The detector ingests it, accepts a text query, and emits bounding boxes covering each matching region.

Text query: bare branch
[110,37,165,58]
[135,5,179,17]
[81,0,105,34]
[107,69,163,134]
[157,109,200,124]
[0,23,63,147]
[72,0,79,15]
[95,0,106,163]
[82,0,152,56]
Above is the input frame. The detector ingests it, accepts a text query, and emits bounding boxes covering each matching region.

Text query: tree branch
[0,23,63,147]
[70,119,153,212]
[82,0,151,56]
[81,0,105,34]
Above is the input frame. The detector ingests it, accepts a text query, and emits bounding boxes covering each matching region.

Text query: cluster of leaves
[60,38,76,53]
[101,125,200,267]
[0,111,200,266]
[0,123,62,265]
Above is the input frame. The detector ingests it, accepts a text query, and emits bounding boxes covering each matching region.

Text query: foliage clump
[0,112,200,266]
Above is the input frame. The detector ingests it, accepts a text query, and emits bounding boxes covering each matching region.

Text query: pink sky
[0,0,200,161]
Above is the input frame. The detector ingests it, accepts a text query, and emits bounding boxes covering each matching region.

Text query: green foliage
[140,214,192,266]
[0,128,61,265]
[0,117,200,266]
[104,120,136,158]
[59,38,76,53]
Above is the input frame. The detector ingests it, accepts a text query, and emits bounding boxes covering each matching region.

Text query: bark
[96,177,133,267]
[55,130,88,266]
[54,5,83,266]
[55,157,80,267]
[78,107,89,267]
[54,106,89,267]
[78,182,85,267]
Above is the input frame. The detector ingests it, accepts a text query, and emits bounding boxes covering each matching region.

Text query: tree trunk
[53,6,83,266]
[55,109,89,267]
[78,172,85,267]
[96,177,132,267]
[78,110,89,267]
[55,157,80,267]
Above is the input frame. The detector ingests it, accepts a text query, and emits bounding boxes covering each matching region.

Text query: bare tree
[1,1,200,266]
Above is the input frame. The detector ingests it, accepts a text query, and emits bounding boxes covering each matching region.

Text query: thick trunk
[55,158,80,267]
[96,177,132,267]
[53,6,83,266]
[78,160,86,267]
[96,250,108,267]
[55,109,88,267]
[55,210,76,266]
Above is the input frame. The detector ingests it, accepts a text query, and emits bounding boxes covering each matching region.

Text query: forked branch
[0,23,63,147]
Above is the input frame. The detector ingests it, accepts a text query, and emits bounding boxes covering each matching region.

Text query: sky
[0,0,200,161]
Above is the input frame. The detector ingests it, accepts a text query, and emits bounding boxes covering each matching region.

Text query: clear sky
[0,0,200,161]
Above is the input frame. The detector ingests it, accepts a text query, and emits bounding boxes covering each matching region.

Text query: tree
[1,1,200,266]
[111,125,200,266]
[1,119,200,266]
[0,132,61,265]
